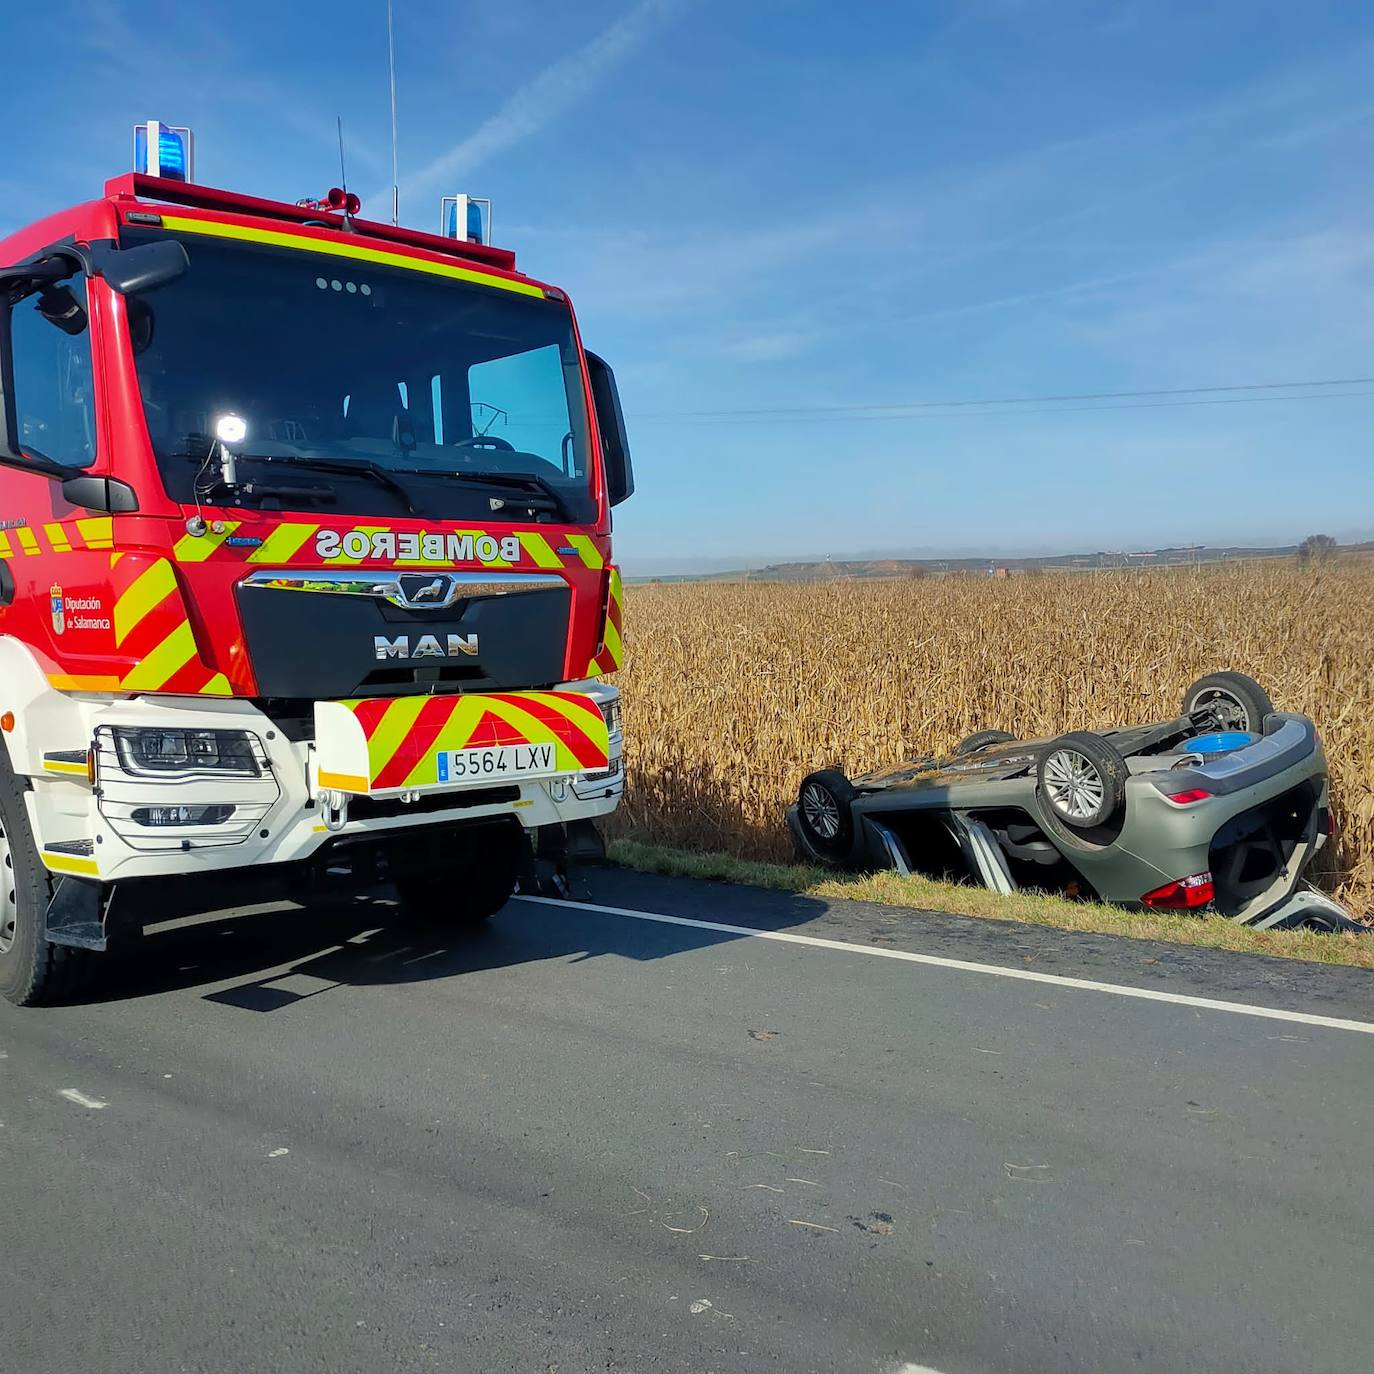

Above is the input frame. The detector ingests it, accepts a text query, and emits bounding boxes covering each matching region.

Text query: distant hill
[627,541,1374,584]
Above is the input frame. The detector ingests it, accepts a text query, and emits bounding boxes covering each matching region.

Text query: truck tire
[393,823,523,927]
[0,752,94,1006]
[1182,672,1275,733]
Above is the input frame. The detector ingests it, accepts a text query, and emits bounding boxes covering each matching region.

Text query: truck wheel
[796,769,857,859]
[1182,672,1275,733]
[952,729,1017,757]
[1037,732,1127,831]
[0,753,93,1006]
[393,824,523,927]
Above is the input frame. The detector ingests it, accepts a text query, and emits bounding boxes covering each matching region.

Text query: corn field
[609,561,1374,916]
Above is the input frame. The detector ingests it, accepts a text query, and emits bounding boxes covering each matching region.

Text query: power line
[634,376,1374,422]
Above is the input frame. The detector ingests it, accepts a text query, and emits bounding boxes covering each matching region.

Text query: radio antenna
[336,115,349,196]
[386,0,400,225]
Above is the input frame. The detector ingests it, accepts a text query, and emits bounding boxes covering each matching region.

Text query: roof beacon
[134,120,194,182]
[441,194,490,245]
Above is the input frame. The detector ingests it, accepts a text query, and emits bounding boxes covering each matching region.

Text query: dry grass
[609,840,1374,969]
[609,561,1374,917]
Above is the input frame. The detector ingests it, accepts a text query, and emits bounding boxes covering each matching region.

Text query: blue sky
[4,0,1374,572]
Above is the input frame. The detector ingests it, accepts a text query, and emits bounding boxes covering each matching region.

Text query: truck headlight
[112,727,261,776]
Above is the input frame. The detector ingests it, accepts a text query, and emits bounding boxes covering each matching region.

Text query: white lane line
[58,1088,108,1109]
[515,896,1374,1036]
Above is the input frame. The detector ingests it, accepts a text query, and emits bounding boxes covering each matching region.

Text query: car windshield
[121,228,595,522]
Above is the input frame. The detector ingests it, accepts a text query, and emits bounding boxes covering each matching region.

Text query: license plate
[436,743,558,785]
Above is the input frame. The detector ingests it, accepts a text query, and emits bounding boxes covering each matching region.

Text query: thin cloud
[390,0,683,211]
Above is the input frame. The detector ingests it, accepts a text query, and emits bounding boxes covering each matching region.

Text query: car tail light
[1165,788,1211,804]
[1141,871,1215,910]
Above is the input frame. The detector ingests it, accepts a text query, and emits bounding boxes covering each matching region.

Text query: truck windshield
[120,229,595,523]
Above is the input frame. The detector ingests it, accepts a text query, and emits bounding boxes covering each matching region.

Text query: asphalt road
[3,868,1372,1374]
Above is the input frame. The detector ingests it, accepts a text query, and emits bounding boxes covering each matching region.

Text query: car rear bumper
[1103,714,1328,918]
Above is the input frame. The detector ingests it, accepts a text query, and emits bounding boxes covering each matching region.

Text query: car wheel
[1037,732,1127,830]
[1182,672,1275,733]
[796,770,857,859]
[952,729,1017,757]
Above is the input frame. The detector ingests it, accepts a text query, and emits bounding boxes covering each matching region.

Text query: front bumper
[27,682,624,883]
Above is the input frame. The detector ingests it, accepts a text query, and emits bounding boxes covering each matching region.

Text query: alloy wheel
[801,782,842,840]
[1042,748,1106,821]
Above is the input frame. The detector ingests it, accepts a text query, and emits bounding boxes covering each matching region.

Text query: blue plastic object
[1188,731,1255,755]
[134,122,191,182]
[443,198,485,243]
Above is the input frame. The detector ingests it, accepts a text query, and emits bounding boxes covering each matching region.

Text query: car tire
[796,769,857,859]
[1182,672,1275,733]
[1037,732,1127,831]
[0,750,94,1007]
[952,729,1017,757]
[393,824,523,926]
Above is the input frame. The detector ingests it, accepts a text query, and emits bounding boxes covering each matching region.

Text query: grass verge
[607,840,1374,971]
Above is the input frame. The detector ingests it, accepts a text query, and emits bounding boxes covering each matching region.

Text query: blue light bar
[440,194,489,245]
[134,121,194,182]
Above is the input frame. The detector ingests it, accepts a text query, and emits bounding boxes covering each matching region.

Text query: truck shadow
[80,872,830,1009]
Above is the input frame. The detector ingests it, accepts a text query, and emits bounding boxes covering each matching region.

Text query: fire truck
[0,126,632,1004]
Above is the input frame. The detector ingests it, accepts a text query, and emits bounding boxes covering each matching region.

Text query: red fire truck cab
[0,156,633,1004]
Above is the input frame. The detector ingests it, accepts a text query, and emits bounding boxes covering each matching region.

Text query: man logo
[374,633,480,661]
[409,578,447,603]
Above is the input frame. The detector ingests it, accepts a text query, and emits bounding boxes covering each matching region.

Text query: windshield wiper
[242,455,421,515]
[432,470,574,522]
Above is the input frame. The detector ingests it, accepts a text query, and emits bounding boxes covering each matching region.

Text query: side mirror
[86,239,189,295]
[60,473,139,513]
[585,351,634,507]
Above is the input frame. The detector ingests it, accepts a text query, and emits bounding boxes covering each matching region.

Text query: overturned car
[788,673,1358,931]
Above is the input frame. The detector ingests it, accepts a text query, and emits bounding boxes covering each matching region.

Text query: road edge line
[514,895,1374,1035]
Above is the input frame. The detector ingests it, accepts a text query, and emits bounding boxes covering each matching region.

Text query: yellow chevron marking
[401,697,572,789]
[518,531,565,570]
[16,527,40,555]
[363,696,431,781]
[158,214,545,298]
[327,525,390,567]
[601,616,624,668]
[175,521,241,562]
[121,621,197,690]
[0,532,12,559]
[518,691,609,748]
[76,517,114,549]
[114,560,178,646]
[44,523,73,553]
[42,851,99,877]
[201,673,232,695]
[566,534,604,570]
[247,523,320,564]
